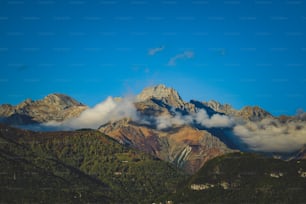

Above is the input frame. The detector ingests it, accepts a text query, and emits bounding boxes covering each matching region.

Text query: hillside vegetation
[0,124,185,203]
[2,123,306,203]
[169,152,306,203]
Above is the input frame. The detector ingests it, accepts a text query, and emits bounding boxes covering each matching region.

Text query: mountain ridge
[0,84,305,174]
[0,93,87,125]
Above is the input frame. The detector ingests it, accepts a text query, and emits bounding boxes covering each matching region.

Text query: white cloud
[168,51,194,66]
[44,96,139,129]
[194,109,235,128]
[148,46,165,55]
[233,118,306,152]
[155,112,191,130]
[155,109,234,130]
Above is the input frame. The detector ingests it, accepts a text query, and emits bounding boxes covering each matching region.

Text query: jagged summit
[136,84,184,108]
[204,100,235,115]
[238,106,272,121]
[43,93,84,107]
[0,93,87,125]
[204,101,272,121]
[137,84,181,101]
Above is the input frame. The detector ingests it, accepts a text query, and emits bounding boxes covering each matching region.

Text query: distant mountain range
[0,93,87,125]
[1,84,305,174]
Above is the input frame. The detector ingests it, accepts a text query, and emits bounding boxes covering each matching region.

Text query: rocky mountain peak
[17,99,34,109]
[43,93,83,108]
[204,100,223,111]
[202,100,236,115]
[0,93,87,125]
[238,106,272,121]
[137,84,184,108]
[137,84,179,100]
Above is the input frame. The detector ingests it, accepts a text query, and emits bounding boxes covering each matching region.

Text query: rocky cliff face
[204,101,272,121]
[0,94,87,125]
[99,119,233,174]
[204,100,236,115]
[237,106,272,121]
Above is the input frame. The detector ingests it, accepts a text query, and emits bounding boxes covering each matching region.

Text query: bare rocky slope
[204,100,272,121]
[0,94,87,125]
[99,119,233,174]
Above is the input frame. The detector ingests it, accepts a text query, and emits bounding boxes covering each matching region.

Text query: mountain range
[1,84,306,203]
[0,93,87,125]
[1,84,306,174]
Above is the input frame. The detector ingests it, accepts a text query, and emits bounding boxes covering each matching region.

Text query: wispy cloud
[148,46,165,55]
[168,51,194,66]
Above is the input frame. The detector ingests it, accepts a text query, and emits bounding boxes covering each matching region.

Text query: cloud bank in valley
[154,110,306,153]
[233,118,306,152]
[155,109,234,130]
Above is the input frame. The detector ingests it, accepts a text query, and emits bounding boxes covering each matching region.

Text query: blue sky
[0,0,306,115]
